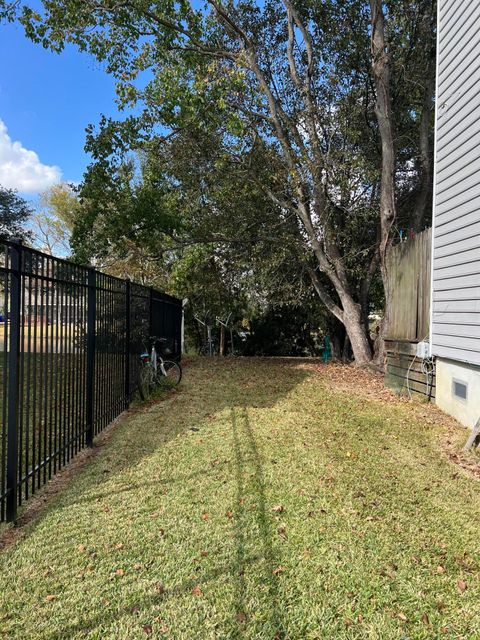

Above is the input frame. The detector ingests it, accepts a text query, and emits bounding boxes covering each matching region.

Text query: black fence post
[6,240,22,522]
[86,268,96,447]
[149,286,154,337]
[124,279,131,406]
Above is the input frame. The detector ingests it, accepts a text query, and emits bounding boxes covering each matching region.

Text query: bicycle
[138,336,182,400]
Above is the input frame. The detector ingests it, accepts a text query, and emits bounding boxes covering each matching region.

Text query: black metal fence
[0,238,182,522]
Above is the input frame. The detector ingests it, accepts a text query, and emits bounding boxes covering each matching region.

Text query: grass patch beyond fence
[0,358,479,639]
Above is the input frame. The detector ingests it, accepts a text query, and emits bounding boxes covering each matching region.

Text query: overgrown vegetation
[0,358,478,639]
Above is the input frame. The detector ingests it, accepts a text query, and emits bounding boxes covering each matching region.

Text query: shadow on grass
[231,406,285,638]
[46,403,289,640]
[73,357,313,484]
[5,358,315,638]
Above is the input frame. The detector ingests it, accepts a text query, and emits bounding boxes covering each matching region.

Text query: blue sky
[0,18,121,198]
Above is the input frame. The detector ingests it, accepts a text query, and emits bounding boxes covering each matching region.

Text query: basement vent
[452,379,468,401]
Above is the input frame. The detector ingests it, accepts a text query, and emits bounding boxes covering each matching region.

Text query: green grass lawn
[0,357,479,639]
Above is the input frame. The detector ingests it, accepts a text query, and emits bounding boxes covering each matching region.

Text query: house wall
[431,0,480,366]
[436,358,480,428]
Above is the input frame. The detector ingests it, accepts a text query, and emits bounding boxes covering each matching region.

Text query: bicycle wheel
[161,360,182,385]
[138,363,154,400]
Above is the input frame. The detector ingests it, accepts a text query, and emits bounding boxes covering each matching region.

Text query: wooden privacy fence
[384,228,435,400]
[0,238,182,522]
[384,228,432,342]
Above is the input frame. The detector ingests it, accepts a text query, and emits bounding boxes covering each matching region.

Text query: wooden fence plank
[384,229,432,341]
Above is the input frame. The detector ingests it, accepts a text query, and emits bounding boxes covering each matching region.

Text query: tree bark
[369,0,396,265]
[369,0,397,369]
[219,323,225,356]
[308,268,372,366]
[340,297,372,366]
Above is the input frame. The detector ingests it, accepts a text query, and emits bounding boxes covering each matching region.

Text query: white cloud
[0,118,62,193]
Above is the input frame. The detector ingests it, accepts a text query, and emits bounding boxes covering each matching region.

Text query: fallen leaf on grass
[142,625,153,635]
[272,505,284,513]
[344,618,353,627]
[153,618,169,634]
[115,543,124,550]
[45,595,56,602]
[201,512,209,521]
[155,582,166,595]
[200,550,209,557]
[226,511,234,519]
[272,566,285,575]
[421,613,430,625]
[236,611,247,623]
[77,544,87,553]
[397,613,407,622]
[115,568,125,576]
[191,585,202,596]
[457,579,467,593]
[437,565,445,574]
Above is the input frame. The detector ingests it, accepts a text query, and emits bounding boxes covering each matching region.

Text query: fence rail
[0,238,182,522]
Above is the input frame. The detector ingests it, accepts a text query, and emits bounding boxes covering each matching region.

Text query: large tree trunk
[309,269,372,366]
[369,0,397,369]
[341,297,372,366]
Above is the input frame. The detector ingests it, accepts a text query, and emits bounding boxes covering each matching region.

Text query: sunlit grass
[0,357,478,639]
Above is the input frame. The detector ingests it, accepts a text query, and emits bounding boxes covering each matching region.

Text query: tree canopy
[0,185,32,240]
[30,183,80,255]
[1,0,436,364]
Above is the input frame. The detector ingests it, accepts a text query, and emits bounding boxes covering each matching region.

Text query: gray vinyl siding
[431,0,480,365]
